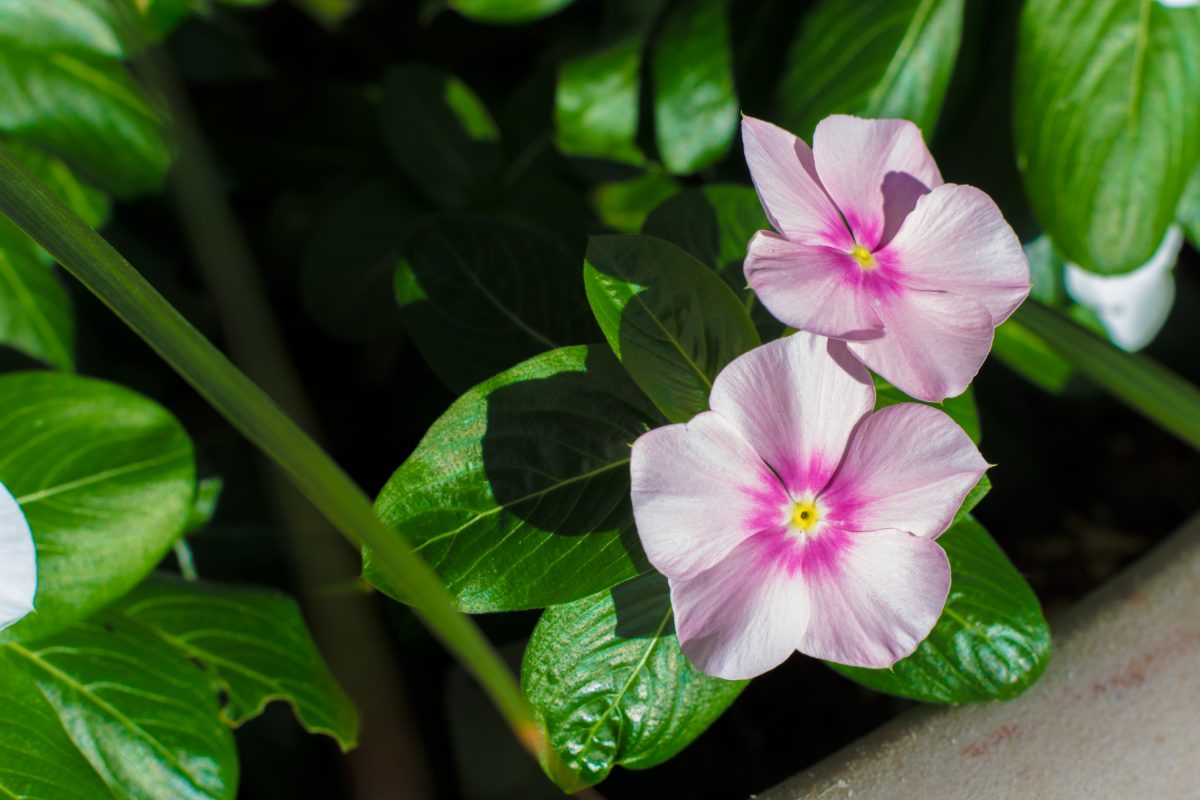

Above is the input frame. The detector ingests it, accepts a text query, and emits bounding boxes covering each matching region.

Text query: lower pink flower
[630,333,986,679]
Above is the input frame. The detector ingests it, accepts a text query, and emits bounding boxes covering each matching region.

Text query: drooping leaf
[1014,0,1200,274]
[522,572,745,791]
[395,215,595,393]
[829,515,1050,703]
[0,372,195,643]
[592,171,679,233]
[0,2,170,196]
[555,32,647,165]
[873,378,982,445]
[0,217,74,368]
[652,0,738,174]
[773,0,965,139]
[0,575,356,799]
[6,141,110,233]
[368,346,660,612]
[583,234,759,423]
[379,64,502,209]
[448,0,579,24]
[111,574,358,750]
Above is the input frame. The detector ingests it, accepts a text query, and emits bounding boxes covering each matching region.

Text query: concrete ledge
[758,513,1200,800]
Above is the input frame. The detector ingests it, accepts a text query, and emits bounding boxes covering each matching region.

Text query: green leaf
[185,476,224,534]
[1015,0,1200,274]
[873,377,981,445]
[6,141,110,233]
[773,0,964,139]
[830,515,1050,703]
[555,32,647,165]
[584,234,760,423]
[0,372,196,643]
[395,215,595,393]
[1180,161,1200,249]
[379,64,502,209]
[522,572,745,790]
[0,3,170,196]
[448,0,579,24]
[592,171,680,233]
[112,574,358,750]
[0,217,74,368]
[368,346,660,612]
[652,0,738,174]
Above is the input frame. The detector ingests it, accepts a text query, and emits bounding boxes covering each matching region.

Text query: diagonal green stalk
[0,144,543,758]
[1014,301,1200,451]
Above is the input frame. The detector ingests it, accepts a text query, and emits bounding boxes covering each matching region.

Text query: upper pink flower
[630,333,986,679]
[741,114,1030,402]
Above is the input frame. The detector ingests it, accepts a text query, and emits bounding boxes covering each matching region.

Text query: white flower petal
[0,481,37,631]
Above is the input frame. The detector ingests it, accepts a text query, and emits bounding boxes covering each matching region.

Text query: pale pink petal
[631,411,787,580]
[671,528,810,679]
[0,482,37,631]
[812,115,942,250]
[820,404,987,539]
[880,184,1030,324]
[743,231,884,340]
[798,526,950,669]
[849,286,994,402]
[741,116,854,249]
[709,332,874,496]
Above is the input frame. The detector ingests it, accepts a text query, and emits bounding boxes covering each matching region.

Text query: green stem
[0,144,542,758]
[1014,301,1200,451]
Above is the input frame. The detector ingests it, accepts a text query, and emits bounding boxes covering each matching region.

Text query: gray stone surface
[759,513,1200,800]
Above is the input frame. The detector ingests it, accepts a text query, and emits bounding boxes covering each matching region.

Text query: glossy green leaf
[395,216,595,393]
[522,572,745,790]
[584,234,759,423]
[449,0,579,24]
[300,179,420,341]
[0,217,73,368]
[0,2,170,196]
[1180,161,1200,249]
[773,0,964,139]
[368,346,659,612]
[0,575,356,799]
[112,575,358,750]
[830,515,1050,703]
[379,64,502,209]
[555,32,647,165]
[0,372,195,643]
[874,378,981,445]
[652,0,738,174]
[1015,0,1200,274]
[592,171,679,233]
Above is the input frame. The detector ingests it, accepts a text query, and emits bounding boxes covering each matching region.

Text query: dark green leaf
[555,32,647,165]
[112,575,358,750]
[7,141,110,233]
[593,171,679,233]
[379,64,502,209]
[830,515,1050,703]
[0,217,73,368]
[1180,162,1200,249]
[395,216,595,393]
[522,572,745,790]
[0,372,195,643]
[873,377,981,445]
[773,0,964,139]
[449,0,579,24]
[652,0,738,174]
[368,346,660,612]
[584,234,759,423]
[1015,0,1200,274]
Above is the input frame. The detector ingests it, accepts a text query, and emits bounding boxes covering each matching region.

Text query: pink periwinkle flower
[630,332,986,679]
[742,114,1030,402]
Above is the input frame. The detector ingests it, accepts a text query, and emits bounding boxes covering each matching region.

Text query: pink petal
[631,411,787,580]
[849,286,994,402]
[741,116,853,249]
[798,527,950,669]
[709,332,874,496]
[820,403,987,539]
[0,482,36,631]
[812,115,942,250]
[880,184,1030,324]
[743,231,884,340]
[671,528,810,679]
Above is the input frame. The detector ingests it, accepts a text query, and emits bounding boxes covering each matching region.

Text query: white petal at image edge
[0,481,37,630]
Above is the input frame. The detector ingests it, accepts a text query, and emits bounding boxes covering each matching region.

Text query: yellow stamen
[791,501,820,532]
[850,244,876,270]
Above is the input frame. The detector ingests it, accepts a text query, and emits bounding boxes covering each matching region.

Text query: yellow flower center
[791,501,820,532]
[850,244,876,270]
